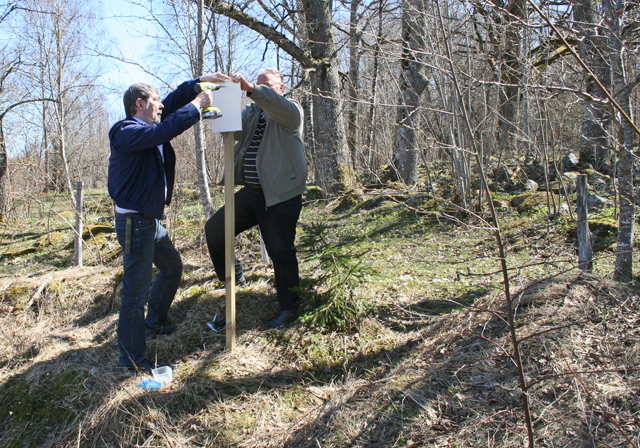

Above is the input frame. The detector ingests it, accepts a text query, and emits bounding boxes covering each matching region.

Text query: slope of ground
[0,185,638,447]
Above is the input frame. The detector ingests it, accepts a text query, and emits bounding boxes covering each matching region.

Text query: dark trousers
[205,186,302,311]
[115,215,182,366]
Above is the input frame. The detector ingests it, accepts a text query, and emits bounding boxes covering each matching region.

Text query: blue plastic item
[139,379,162,390]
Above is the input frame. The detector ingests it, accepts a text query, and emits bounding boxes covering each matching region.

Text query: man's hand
[230,72,254,93]
[191,90,214,110]
[201,72,231,83]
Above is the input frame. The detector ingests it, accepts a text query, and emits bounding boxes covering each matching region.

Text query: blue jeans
[204,187,302,311]
[115,214,182,366]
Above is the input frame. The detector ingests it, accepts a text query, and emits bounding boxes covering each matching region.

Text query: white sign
[209,81,243,133]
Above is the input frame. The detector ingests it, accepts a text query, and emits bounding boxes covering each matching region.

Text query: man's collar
[131,116,148,125]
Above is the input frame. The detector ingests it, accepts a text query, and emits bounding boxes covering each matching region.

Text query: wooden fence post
[224,132,236,351]
[576,174,592,272]
[74,181,83,267]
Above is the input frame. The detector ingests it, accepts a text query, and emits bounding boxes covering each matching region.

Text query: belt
[115,211,154,220]
[115,212,154,254]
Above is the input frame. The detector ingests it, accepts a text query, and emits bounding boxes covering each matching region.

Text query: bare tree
[605,0,635,280]
[391,0,428,185]
[573,0,612,171]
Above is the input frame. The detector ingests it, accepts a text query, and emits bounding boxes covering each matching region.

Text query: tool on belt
[195,82,224,119]
[124,216,133,255]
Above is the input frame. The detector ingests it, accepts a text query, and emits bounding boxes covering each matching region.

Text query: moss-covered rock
[59,210,76,220]
[360,195,394,210]
[3,284,33,309]
[378,164,398,183]
[180,186,199,201]
[511,192,561,214]
[304,185,324,201]
[567,219,618,252]
[333,190,365,213]
[0,247,38,259]
[82,225,114,240]
[37,232,69,247]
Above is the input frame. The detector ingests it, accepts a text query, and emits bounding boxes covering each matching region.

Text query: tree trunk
[302,0,353,193]
[195,0,214,218]
[392,0,428,185]
[497,0,526,152]
[605,0,635,280]
[365,0,384,175]
[54,8,74,202]
[0,122,8,220]
[347,0,361,169]
[574,0,611,170]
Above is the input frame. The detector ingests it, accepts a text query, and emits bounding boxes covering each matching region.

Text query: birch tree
[605,0,635,280]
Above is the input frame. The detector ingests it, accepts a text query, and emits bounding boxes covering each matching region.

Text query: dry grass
[0,187,639,447]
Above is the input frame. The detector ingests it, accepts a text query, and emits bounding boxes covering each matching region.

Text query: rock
[304,185,324,201]
[512,192,562,214]
[525,180,539,192]
[332,190,365,213]
[511,194,528,207]
[553,202,571,216]
[59,211,76,220]
[568,220,617,252]
[82,225,114,240]
[583,168,613,193]
[110,268,124,312]
[494,166,514,185]
[361,196,392,210]
[379,165,398,183]
[587,193,611,212]
[494,200,511,211]
[562,153,579,169]
[37,232,69,247]
[523,162,547,183]
[0,247,38,259]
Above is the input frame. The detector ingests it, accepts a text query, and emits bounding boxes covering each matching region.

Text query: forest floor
[0,181,639,447]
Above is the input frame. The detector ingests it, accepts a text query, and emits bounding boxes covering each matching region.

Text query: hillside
[0,179,638,448]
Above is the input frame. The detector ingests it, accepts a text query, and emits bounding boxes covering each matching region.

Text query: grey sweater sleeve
[248,85,302,131]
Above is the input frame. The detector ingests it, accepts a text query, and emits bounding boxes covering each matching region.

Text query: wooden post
[223,132,236,351]
[74,181,83,267]
[576,174,593,272]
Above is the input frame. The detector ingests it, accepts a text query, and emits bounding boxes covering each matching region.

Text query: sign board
[210,81,243,133]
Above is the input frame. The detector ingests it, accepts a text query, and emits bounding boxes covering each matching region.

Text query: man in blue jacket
[109,72,228,373]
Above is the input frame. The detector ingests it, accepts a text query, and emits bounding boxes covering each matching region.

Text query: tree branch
[203,0,321,69]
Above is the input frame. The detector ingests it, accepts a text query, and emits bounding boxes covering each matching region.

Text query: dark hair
[123,83,158,116]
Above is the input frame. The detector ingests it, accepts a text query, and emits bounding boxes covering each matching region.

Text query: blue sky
[101,0,155,87]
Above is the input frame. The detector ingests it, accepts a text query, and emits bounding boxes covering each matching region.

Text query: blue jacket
[108,79,201,219]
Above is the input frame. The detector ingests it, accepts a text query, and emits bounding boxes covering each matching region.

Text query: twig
[560,350,638,448]
[25,274,53,309]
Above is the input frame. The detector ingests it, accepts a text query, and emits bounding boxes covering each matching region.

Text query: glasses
[258,82,283,87]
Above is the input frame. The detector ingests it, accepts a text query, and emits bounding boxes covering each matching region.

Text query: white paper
[209,81,242,133]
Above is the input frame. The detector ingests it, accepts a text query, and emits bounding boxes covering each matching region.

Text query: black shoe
[120,358,170,374]
[265,310,297,329]
[146,323,176,336]
[214,275,247,289]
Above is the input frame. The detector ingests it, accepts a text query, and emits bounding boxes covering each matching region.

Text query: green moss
[37,232,69,247]
[58,210,75,220]
[47,279,64,294]
[0,367,92,445]
[4,285,33,309]
[82,224,114,239]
